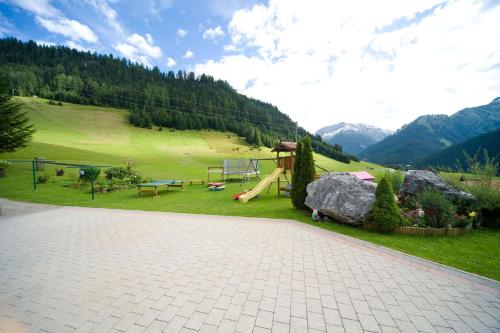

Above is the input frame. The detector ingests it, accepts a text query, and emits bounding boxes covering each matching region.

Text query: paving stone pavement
[0,202,499,333]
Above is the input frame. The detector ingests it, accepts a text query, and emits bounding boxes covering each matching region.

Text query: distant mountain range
[359,97,500,165]
[417,128,500,170]
[316,123,393,155]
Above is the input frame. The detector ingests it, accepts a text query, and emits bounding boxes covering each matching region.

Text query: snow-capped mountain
[316,123,393,155]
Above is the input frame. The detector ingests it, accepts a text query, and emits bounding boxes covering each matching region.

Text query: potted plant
[0,160,10,177]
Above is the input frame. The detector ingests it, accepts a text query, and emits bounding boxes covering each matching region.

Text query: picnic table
[137,180,184,197]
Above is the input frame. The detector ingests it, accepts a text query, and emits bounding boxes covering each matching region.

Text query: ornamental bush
[364,177,406,233]
[417,189,455,228]
[37,173,49,184]
[79,167,101,184]
[104,165,142,184]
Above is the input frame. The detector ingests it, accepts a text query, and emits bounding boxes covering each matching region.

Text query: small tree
[0,75,35,152]
[365,177,405,233]
[291,136,315,209]
[291,140,303,208]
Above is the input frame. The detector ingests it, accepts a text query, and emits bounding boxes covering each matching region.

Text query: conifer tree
[364,177,405,233]
[0,75,34,152]
[291,140,303,208]
[292,136,315,209]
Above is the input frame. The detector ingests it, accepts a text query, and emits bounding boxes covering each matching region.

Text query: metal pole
[32,161,37,191]
[90,167,95,200]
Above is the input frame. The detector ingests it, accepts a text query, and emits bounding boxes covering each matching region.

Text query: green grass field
[1,97,499,281]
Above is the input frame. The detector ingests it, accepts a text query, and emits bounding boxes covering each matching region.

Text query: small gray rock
[305,172,376,226]
[400,170,473,201]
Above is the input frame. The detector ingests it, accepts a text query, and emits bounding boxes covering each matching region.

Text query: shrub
[37,173,49,184]
[417,189,455,228]
[0,160,10,169]
[452,149,500,227]
[104,165,142,184]
[79,167,101,184]
[453,215,471,228]
[364,177,406,233]
[104,167,129,180]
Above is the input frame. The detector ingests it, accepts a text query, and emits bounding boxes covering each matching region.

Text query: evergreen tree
[364,177,405,233]
[0,75,35,152]
[291,140,304,208]
[291,136,315,209]
[253,127,262,146]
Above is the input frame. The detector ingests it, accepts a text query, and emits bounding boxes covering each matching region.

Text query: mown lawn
[0,97,498,281]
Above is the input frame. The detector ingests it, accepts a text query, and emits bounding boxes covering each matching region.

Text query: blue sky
[0,0,262,69]
[1,0,499,132]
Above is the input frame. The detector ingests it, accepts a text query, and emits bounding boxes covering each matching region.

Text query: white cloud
[86,0,123,34]
[223,44,239,52]
[8,0,58,17]
[149,0,174,20]
[166,57,176,67]
[208,0,260,19]
[177,28,187,38]
[195,0,500,132]
[36,16,98,43]
[183,50,194,59]
[114,33,162,66]
[35,40,56,47]
[9,0,98,43]
[66,40,92,51]
[202,26,225,40]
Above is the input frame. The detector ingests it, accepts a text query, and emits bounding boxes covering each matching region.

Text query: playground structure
[238,142,296,203]
[207,159,260,182]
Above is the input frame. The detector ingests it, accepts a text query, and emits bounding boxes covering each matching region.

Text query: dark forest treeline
[0,38,351,163]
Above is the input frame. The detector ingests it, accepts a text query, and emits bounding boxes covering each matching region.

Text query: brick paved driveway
[0,202,499,333]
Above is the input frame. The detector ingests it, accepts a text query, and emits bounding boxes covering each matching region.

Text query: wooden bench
[187,179,205,185]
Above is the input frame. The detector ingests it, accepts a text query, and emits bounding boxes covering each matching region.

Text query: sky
[1,0,499,132]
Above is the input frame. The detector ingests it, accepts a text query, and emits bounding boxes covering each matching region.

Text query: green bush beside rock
[364,177,406,233]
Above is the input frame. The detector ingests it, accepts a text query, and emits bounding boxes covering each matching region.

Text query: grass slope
[0,97,499,281]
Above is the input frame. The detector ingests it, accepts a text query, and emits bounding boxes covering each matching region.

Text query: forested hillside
[0,38,350,162]
[360,98,500,165]
[417,128,500,171]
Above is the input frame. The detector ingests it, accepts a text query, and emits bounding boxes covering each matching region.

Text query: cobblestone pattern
[0,206,499,332]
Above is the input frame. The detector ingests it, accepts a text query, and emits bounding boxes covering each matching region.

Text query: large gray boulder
[400,170,473,201]
[305,172,376,226]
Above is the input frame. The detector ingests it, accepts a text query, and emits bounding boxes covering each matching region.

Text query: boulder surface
[400,170,473,201]
[305,172,376,225]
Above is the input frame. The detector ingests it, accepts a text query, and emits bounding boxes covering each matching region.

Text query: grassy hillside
[0,97,379,178]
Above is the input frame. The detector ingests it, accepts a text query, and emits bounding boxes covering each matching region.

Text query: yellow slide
[238,168,284,203]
